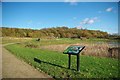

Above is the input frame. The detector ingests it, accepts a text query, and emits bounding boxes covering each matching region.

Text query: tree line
[1,27,109,38]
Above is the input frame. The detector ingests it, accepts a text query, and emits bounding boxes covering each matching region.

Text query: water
[96,41,120,47]
[108,41,120,47]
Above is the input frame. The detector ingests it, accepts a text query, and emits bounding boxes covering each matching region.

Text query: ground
[0,44,2,79]
[2,44,52,78]
[1,37,119,78]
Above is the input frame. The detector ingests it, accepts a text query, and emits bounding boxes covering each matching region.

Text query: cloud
[106,7,113,12]
[80,17,98,25]
[81,18,89,24]
[88,19,94,24]
[65,0,78,5]
[98,7,116,14]
[76,26,82,29]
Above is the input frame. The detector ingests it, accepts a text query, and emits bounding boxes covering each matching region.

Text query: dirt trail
[2,42,20,46]
[0,44,2,79]
[2,44,52,78]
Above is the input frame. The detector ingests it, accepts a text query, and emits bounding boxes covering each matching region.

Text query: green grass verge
[5,44,119,78]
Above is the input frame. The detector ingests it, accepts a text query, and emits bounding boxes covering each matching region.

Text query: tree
[1,27,109,39]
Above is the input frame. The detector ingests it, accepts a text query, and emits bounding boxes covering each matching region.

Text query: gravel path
[2,44,52,78]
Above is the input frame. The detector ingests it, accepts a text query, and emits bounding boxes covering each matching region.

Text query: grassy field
[1,37,33,44]
[2,37,118,45]
[21,38,119,58]
[5,43,119,78]
[26,38,112,46]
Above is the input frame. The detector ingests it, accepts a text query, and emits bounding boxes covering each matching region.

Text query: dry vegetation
[2,37,119,58]
[2,37,34,44]
[39,43,119,58]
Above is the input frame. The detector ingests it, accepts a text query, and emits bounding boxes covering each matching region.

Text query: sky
[2,2,119,34]
[2,0,120,2]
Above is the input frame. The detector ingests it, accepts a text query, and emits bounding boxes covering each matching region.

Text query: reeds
[39,43,119,58]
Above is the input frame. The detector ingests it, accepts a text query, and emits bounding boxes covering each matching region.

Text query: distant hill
[0,27,108,38]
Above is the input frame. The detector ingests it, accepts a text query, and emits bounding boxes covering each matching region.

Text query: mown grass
[5,44,119,78]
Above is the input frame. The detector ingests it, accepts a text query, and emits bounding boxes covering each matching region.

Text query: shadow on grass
[34,57,76,71]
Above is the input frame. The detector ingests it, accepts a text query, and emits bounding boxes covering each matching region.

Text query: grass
[5,44,119,78]
[22,38,119,58]
[2,37,117,45]
[29,38,111,46]
[1,37,33,44]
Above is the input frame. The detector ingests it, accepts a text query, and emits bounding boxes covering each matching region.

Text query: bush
[25,44,38,48]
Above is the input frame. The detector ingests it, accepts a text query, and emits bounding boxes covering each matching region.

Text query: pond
[108,41,120,47]
[96,41,120,47]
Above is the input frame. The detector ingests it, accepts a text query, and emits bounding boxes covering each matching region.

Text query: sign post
[68,54,71,69]
[63,45,85,71]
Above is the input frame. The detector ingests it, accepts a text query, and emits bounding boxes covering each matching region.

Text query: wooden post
[77,54,80,71]
[108,48,112,58]
[68,54,71,69]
